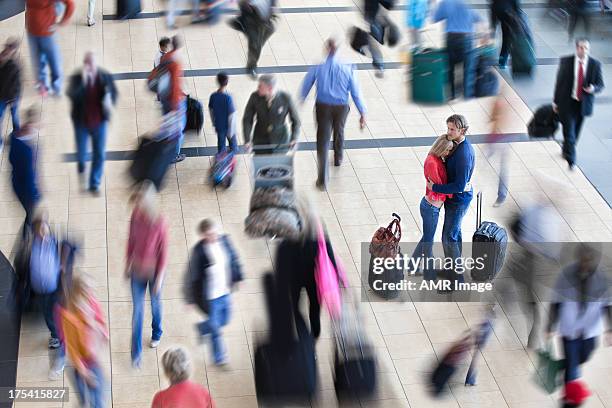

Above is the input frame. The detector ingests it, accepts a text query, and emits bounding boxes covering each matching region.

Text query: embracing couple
[410,114,476,281]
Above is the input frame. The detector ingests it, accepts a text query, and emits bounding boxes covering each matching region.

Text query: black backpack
[184,95,204,133]
[528,104,559,138]
[350,27,370,55]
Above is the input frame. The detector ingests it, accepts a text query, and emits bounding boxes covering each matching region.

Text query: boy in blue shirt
[208,72,237,153]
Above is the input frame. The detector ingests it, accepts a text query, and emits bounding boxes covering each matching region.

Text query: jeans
[73,362,105,408]
[131,276,163,363]
[162,99,187,157]
[42,290,59,339]
[75,121,108,189]
[216,130,238,153]
[560,100,584,166]
[0,98,20,140]
[442,198,471,282]
[446,33,476,99]
[315,103,349,186]
[197,295,231,364]
[27,33,62,94]
[411,197,441,280]
[562,336,596,383]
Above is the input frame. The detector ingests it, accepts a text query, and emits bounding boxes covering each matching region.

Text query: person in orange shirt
[25,0,74,96]
[58,275,108,408]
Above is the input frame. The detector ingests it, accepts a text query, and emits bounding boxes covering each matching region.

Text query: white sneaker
[150,339,161,348]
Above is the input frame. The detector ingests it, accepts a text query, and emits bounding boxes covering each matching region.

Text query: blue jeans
[0,98,20,140]
[442,198,471,282]
[216,130,238,153]
[446,33,476,99]
[131,277,163,363]
[162,99,187,157]
[411,197,441,280]
[75,122,108,189]
[562,336,596,383]
[197,294,231,364]
[27,33,62,94]
[72,362,105,408]
[42,290,59,339]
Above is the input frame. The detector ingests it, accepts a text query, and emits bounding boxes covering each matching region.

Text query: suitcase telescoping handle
[476,192,482,230]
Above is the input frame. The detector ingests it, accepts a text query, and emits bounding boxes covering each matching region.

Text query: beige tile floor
[2,2,612,408]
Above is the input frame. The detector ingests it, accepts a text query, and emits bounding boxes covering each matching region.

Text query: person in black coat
[553,38,604,169]
[66,52,118,194]
[274,199,339,340]
[184,219,243,365]
[9,106,41,235]
[490,0,520,68]
[0,37,22,148]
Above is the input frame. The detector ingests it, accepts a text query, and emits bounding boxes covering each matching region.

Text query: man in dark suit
[553,38,604,169]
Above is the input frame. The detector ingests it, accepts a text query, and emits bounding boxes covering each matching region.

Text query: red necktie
[576,60,584,101]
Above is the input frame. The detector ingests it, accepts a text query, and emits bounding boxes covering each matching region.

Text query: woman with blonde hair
[125,181,168,368]
[410,135,454,279]
[57,274,108,407]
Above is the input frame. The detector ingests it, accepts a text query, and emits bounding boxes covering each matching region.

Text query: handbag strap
[385,213,402,242]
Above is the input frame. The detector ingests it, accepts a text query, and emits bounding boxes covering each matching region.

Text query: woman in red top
[410,135,454,280]
[151,347,215,408]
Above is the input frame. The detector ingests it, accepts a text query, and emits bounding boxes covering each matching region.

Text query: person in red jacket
[25,0,74,96]
[409,134,454,280]
[149,35,187,163]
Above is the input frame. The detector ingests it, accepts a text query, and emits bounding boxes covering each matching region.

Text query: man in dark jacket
[9,107,41,234]
[185,219,243,366]
[243,74,300,155]
[66,52,118,194]
[553,39,604,169]
[0,38,22,149]
[490,0,520,68]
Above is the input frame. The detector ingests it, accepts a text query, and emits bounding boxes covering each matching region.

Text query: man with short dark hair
[553,38,604,169]
[243,74,300,154]
[185,219,243,366]
[154,37,171,68]
[300,37,367,190]
[208,71,237,153]
[67,52,118,194]
[427,114,475,264]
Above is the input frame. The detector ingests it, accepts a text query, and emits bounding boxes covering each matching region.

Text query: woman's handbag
[369,213,401,258]
[314,222,344,319]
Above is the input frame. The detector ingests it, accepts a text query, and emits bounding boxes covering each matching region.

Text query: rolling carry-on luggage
[368,213,403,299]
[210,150,237,188]
[129,136,177,190]
[116,0,141,19]
[471,192,508,282]
[528,104,559,138]
[474,45,499,97]
[510,11,536,77]
[430,334,473,396]
[411,48,448,104]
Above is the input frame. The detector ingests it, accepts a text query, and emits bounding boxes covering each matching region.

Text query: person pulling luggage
[243,74,300,155]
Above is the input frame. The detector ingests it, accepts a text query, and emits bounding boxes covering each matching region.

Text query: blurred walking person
[148,35,187,163]
[409,135,453,280]
[433,0,482,99]
[57,275,108,407]
[567,0,590,40]
[152,347,215,407]
[125,182,168,368]
[406,0,429,46]
[487,94,511,207]
[243,74,300,154]
[0,38,22,151]
[25,0,74,96]
[490,0,520,68]
[67,52,118,195]
[546,243,612,384]
[9,106,41,234]
[300,37,367,190]
[229,0,276,78]
[553,38,604,169]
[184,219,243,366]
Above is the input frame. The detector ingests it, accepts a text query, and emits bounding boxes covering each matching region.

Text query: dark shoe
[77,162,85,174]
[334,157,342,167]
[374,67,384,78]
[172,153,186,163]
[315,180,326,191]
[568,162,575,171]
[88,186,101,196]
[247,68,257,80]
[48,337,61,350]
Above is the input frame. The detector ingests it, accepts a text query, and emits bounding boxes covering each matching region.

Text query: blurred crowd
[0,0,610,406]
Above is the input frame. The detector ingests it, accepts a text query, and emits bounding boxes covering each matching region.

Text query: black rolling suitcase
[116,0,141,19]
[129,136,177,190]
[471,192,508,282]
[184,95,204,133]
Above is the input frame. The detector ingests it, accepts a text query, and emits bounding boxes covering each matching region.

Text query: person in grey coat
[243,75,300,155]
